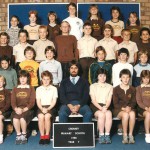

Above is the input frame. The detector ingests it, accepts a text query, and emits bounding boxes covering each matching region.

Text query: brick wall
[0,0,149,32]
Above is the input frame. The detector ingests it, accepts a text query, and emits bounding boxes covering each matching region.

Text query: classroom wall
[0,0,150,33]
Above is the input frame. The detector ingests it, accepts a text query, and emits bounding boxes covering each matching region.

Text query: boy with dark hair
[112,48,133,87]
[0,55,17,90]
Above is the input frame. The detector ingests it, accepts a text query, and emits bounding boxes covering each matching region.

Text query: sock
[145,134,150,137]
[17,133,21,136]
[105,133,110,136]
[99,133,104,136]
[40,135,45,139]
[45,135,50,139]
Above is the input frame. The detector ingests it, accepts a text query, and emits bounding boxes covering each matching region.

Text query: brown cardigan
[11,86,35,110]
[136,86,150,110]
[113,85,136,111]
[0,89,11,112]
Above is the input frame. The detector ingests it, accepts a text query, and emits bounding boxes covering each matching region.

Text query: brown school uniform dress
[113,85,136,117]
[136,84,150,116]
[11,85,35,124]
[0,89,11,118]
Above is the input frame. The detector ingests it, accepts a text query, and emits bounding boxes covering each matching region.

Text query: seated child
[136,70,150,143]
[90,68,113,144]
[113,69,136,144]
[0,75,11,144]
[36,71,58,145]
[11,70,35,144]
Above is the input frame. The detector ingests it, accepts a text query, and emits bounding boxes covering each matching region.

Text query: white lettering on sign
[75,132,85,135]
[61,132,72,135]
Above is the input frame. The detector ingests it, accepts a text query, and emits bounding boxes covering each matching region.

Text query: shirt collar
[70,76,79,81]
[10,26,19,29]
[103,37,113,42]
[17,85,30,88]
[41,85,52,90]
[97,82,107,87]
[45,59,55,63]
[141,84,150,88]
[82,36,93,40]
[139,63,148,67]
[121,41,132,45]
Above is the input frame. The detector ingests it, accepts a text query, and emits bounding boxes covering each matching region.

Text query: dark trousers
[79,57,95,80]
[61,62,70,79]
[59,101,92,123]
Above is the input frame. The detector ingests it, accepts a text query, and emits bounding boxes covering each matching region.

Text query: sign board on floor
[53,123,95,148]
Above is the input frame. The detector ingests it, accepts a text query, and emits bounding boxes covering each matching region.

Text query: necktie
[72,78,75,85]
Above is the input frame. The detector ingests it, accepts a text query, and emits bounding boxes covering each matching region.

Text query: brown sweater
[136,86,150,109]
[126,25,141,43]
[0,89,11,112]
[86,18,105,41]
[0,45,13,59]
[113,85,136,110]
[47,24,60,43]
[11,86,35,110]
[55,35,78,62]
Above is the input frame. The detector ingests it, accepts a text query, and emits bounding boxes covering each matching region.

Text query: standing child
[133,50,150,87]
[119,29,138,65]
[55,21,78,79]
[112,48,133,87]
[6,15,20,47]
[13,29,31,72]
[86,4,105,41]
[96,24,118,66]
[33,25,55,63]
[137,27,150,63]
[0,32,13,66]
[78,22,97,80]
[0,56,17,90]
[0,75,11,144]
[136,70,150,143]
[36,71,58,145]
[63,2,83,40]
[105,6,124,44]
[39,46,62,87]
[24,10,40,45]
[11,70,35,144]
[47,11,60,43]
[113,69,136,144]
[126,12,140,43]
[90,68,113,144]
[19,46,39,88]
[89,46,112,84]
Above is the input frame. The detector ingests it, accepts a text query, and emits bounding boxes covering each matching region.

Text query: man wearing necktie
[59,60,92,123]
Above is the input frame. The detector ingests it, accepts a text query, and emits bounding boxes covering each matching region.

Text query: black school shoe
[44,139,50,145]
[39,139,45,145]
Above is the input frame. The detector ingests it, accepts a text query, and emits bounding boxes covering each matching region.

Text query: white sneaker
[0,134,3,144]
[145,135,150,143]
